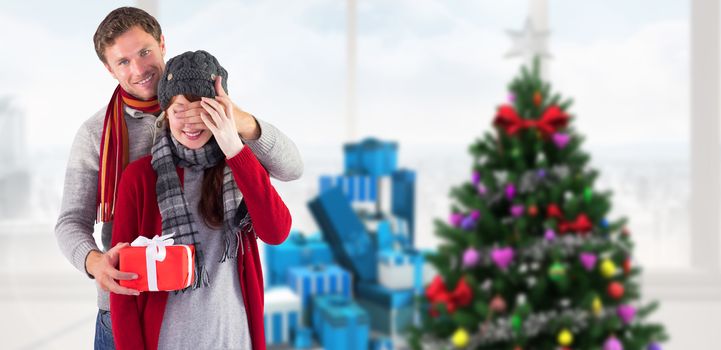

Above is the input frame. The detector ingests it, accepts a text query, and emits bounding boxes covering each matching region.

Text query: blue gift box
[312,295,369,350]
[377,249,435,292]
[308,187,377,282]
[264,287,302,346]
[391,169,416,243]
[344,138,398,176]
[377,250,421,266]
[319,174,377,203]
[355,282,415,337]
[376,220,394,252]
[288,264,353,315]
[292,327,313,349]
[371,337,394,350]
[356,282,414,309]
[265,230,335,287]
[373,217,413,252]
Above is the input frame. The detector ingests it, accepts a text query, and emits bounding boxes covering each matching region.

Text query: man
[54,7,303,349]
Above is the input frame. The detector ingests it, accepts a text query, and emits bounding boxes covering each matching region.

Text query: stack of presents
[263,138,436,350]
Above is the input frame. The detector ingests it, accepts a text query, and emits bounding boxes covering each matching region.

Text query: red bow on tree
[494,105,569,138]
[546,204,563,219]
[559,214,592,234]
[425,276,473,317]
[546,204,593,234]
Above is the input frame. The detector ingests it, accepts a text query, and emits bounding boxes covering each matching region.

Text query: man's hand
[169,101,207,131]
[214,76,261,140]
[170,77,260,140]
[85,242,140,296]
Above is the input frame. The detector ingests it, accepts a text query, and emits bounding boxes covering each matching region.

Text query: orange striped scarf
[97,85,160,222]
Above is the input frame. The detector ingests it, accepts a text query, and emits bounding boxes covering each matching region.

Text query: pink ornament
[505,184,516,200]
[544,228,556,241]
[647,343,662,350]
[472,171,481,185]
[579,252,598,271]
[470,210,481,220]
[461,216,476,230]
[553,133,571,148]
[491,247,514,270]
[510,204,525,217]
[617,304,636,324]
[603,336,624,350]
[450,213,463,227]
[462,248,481,268]
[508,93,516,102]
[477,183,487,195]
[489,295,507,313]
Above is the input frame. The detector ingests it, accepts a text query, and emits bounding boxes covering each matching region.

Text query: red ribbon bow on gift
[546,204,593,234]
[425,276,473,317]
[494,105,569,138]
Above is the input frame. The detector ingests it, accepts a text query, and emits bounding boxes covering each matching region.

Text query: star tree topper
[505,17,552,62]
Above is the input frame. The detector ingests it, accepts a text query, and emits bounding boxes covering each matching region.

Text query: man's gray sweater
[55,106,303,310]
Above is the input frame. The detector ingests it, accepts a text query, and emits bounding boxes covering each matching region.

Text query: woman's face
[166,95,213,149]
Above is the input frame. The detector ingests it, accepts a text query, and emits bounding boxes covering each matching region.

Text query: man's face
[103,25,166,100]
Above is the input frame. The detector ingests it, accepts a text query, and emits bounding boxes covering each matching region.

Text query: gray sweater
[158,168,252,350]
[55,106,303,310]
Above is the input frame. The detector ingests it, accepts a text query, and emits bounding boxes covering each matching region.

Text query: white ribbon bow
[131,234,175,291]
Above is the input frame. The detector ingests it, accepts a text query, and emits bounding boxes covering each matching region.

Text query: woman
[110,50,290,350]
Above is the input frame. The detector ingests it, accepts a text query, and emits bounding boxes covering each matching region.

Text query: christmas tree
[409,59,668,350]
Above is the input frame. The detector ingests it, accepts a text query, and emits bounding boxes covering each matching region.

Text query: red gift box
[119,235,195,292]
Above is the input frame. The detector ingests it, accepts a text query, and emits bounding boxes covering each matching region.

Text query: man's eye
[141,50,149,56]
[118,60,128,66]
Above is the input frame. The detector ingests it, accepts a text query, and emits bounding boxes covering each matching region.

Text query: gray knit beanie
[158,50,228,110]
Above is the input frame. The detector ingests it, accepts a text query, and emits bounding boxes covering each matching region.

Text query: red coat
[110,146,291,350]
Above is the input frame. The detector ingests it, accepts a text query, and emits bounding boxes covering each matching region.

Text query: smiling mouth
[134,73,155,86]
[183,130,203,139]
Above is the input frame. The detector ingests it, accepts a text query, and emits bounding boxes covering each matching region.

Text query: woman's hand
[199,96,244,158]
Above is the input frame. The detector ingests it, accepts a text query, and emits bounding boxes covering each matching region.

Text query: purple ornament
[461,216,476,230]
[450,213,463,227]
[553,133,571,148]
[508,92,515,102]
[617,304,636,324]
[491,247,514,270]
[472,171,481,185]
[510,204,525,217]
[580,252,598,271]
[537,169,547,179]
[603,336,624,350]
[505,184,516,200]
[477,183,487,195]
[647,343,662,350]
[544,228,556,241]
[470,210,481,220]
[462,248,481,267]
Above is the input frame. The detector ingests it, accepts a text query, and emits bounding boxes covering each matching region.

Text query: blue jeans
[94,309,116,350]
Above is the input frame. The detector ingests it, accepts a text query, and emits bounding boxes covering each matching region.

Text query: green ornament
[511,148,521,158]
[510,314,522,332]
[548,262,567,282]
[583,187,593,202]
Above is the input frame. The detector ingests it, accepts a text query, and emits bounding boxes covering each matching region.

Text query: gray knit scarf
[151,127,251,289]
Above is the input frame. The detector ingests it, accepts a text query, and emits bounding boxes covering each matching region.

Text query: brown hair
[93,7,162,64]
[168,94,225,228]
[200,163,226,229]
